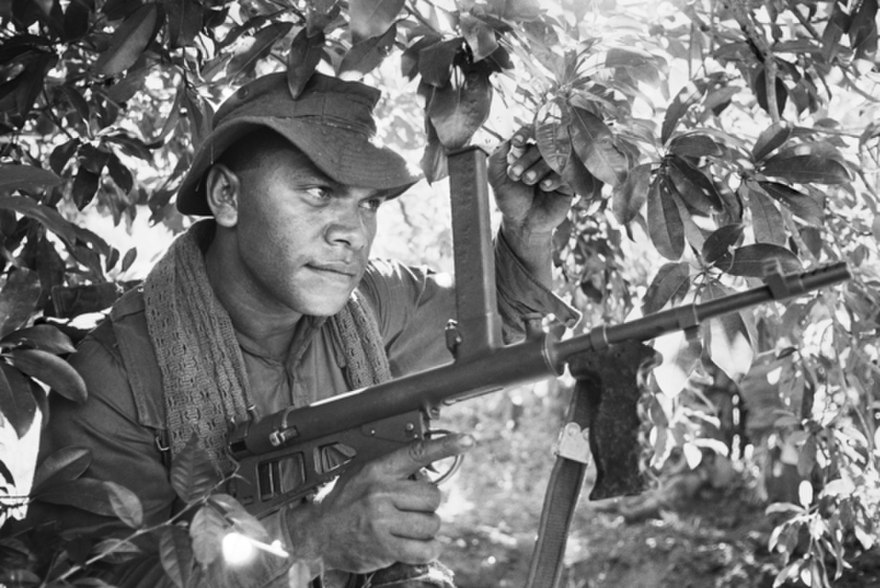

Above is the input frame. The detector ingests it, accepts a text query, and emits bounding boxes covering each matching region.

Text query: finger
[520,158,553,186]
[388,537,442,566]
[388,511,442,541]
[508,146,544,182]
[507,128,532,164]
[375,434,474,479]
[390,480,442,512]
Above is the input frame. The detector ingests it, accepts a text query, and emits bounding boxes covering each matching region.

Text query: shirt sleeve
[28,327,300,588]
[359,230,580,377]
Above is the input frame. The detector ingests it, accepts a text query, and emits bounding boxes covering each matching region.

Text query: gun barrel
[554,261,850,361]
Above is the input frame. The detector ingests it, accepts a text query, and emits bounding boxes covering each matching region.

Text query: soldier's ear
[205,163,240,227]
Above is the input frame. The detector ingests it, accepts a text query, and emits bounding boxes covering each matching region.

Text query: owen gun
[227,260,850,517]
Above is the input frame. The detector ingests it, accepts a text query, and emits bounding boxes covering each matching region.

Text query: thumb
[375,434,475,480]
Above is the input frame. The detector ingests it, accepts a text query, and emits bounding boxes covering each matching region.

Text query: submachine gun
[228,147,850,587]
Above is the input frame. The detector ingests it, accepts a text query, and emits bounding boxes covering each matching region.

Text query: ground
[432,391,880,588]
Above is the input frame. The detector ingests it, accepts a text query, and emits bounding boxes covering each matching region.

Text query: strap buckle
[552,422,591,464]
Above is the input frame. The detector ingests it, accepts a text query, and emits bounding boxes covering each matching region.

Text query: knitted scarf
[142,221,391,468]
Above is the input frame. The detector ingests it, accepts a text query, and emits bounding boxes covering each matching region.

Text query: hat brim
[176,116,421,216]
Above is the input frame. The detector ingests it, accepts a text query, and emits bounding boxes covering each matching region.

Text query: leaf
[32,478,115,516]
[227,22,293,80]
[49,139,80,176]
[758,181,825,226]
[460,13,498,62]
[612,163,651,225]
[762,152,850,185]
[105,480,144,528]
[418,38,462,87]
[661,81,705,145]
[0,195,78,246]
[349,0,405,44]
[726,244,803,278]
[534,101,571,174]
[287,28,325,98]
[31,446,91,493]
[426,65,492,150]
[647,174,684,260]
[94,4,159,76]
[561,151,600,200]
[107,153,134,194]
[746,183,786,245]
[0,269,41,338]
[665,156,722,215]
[569,107,628,187]
[642,262,690,315]
[702,224,744,265]
[190,504,227,568]
[121,247,138,273]
[701,283,755,381]
[159,525,195,588]
[753,68,788,117]
[0,164,61,195]
[210,494,269,540]
[0,363,36,439]
[170,434,222,504]
[72,168,100,210]
[63,0,91,41]
[183,87,213,152]
[668,134,724,158]
[752,122,792,162]
[338,23,396,78]
[166,0,204,49]
[1,324,75,354]
[420,121,448,183]
[8,348,87,402]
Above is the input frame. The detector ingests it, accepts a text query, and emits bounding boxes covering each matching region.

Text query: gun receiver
[228,260,850,516]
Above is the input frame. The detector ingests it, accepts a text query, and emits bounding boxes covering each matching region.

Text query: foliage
[0,0,878,586]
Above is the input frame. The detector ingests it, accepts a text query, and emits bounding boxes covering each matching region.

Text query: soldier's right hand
[289,433,474,574]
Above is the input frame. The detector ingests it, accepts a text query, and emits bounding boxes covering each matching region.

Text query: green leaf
[159,525,195,588]
[0,195,78,246]
[419,121,448,183]
[754,68,787,117]
[612,163,651,225]
[701,283,755,380]
[418,38,461,87]
[426,66,493,150]
[702,224,744,265]
[121,247,138,273]
[349,0,405,44]
[642,262,690,315]
[166,0,203,49]
[751,122,792,162]
[647,175,684,260]
[665,156,722,215]
[762,151,850,185]
[338,23,396,78]
[107,153,134,195]
[534,101,571,174]
[49,139,80,176]
[758,181,825,226]
[63,0,91,41]
[170,434,222,504]
[94,4,159,76]
[72,168,100,210]
[746,184,786,245]
[287,28,325,98]
[227,21,293,80]
[460,13,498,62]
[8,348,87,402]
[1,324,76,354]
[668,133,724,158]
[105,480,144,528]
[32,446,91,494]
[661,81,706,145]
[0,363,36,439]
[210,494,269,540]
[726,244,802,278]
[32,478,115,516]
[569,107,628,186]
[0,269,41,338]
[190,504,227,568]
[561,153,600,200]
[0,164,61,195]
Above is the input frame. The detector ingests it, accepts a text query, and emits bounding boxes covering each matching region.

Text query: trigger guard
[424,429,465,485]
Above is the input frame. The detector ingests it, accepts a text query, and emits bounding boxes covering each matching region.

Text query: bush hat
[176,72,421,215]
